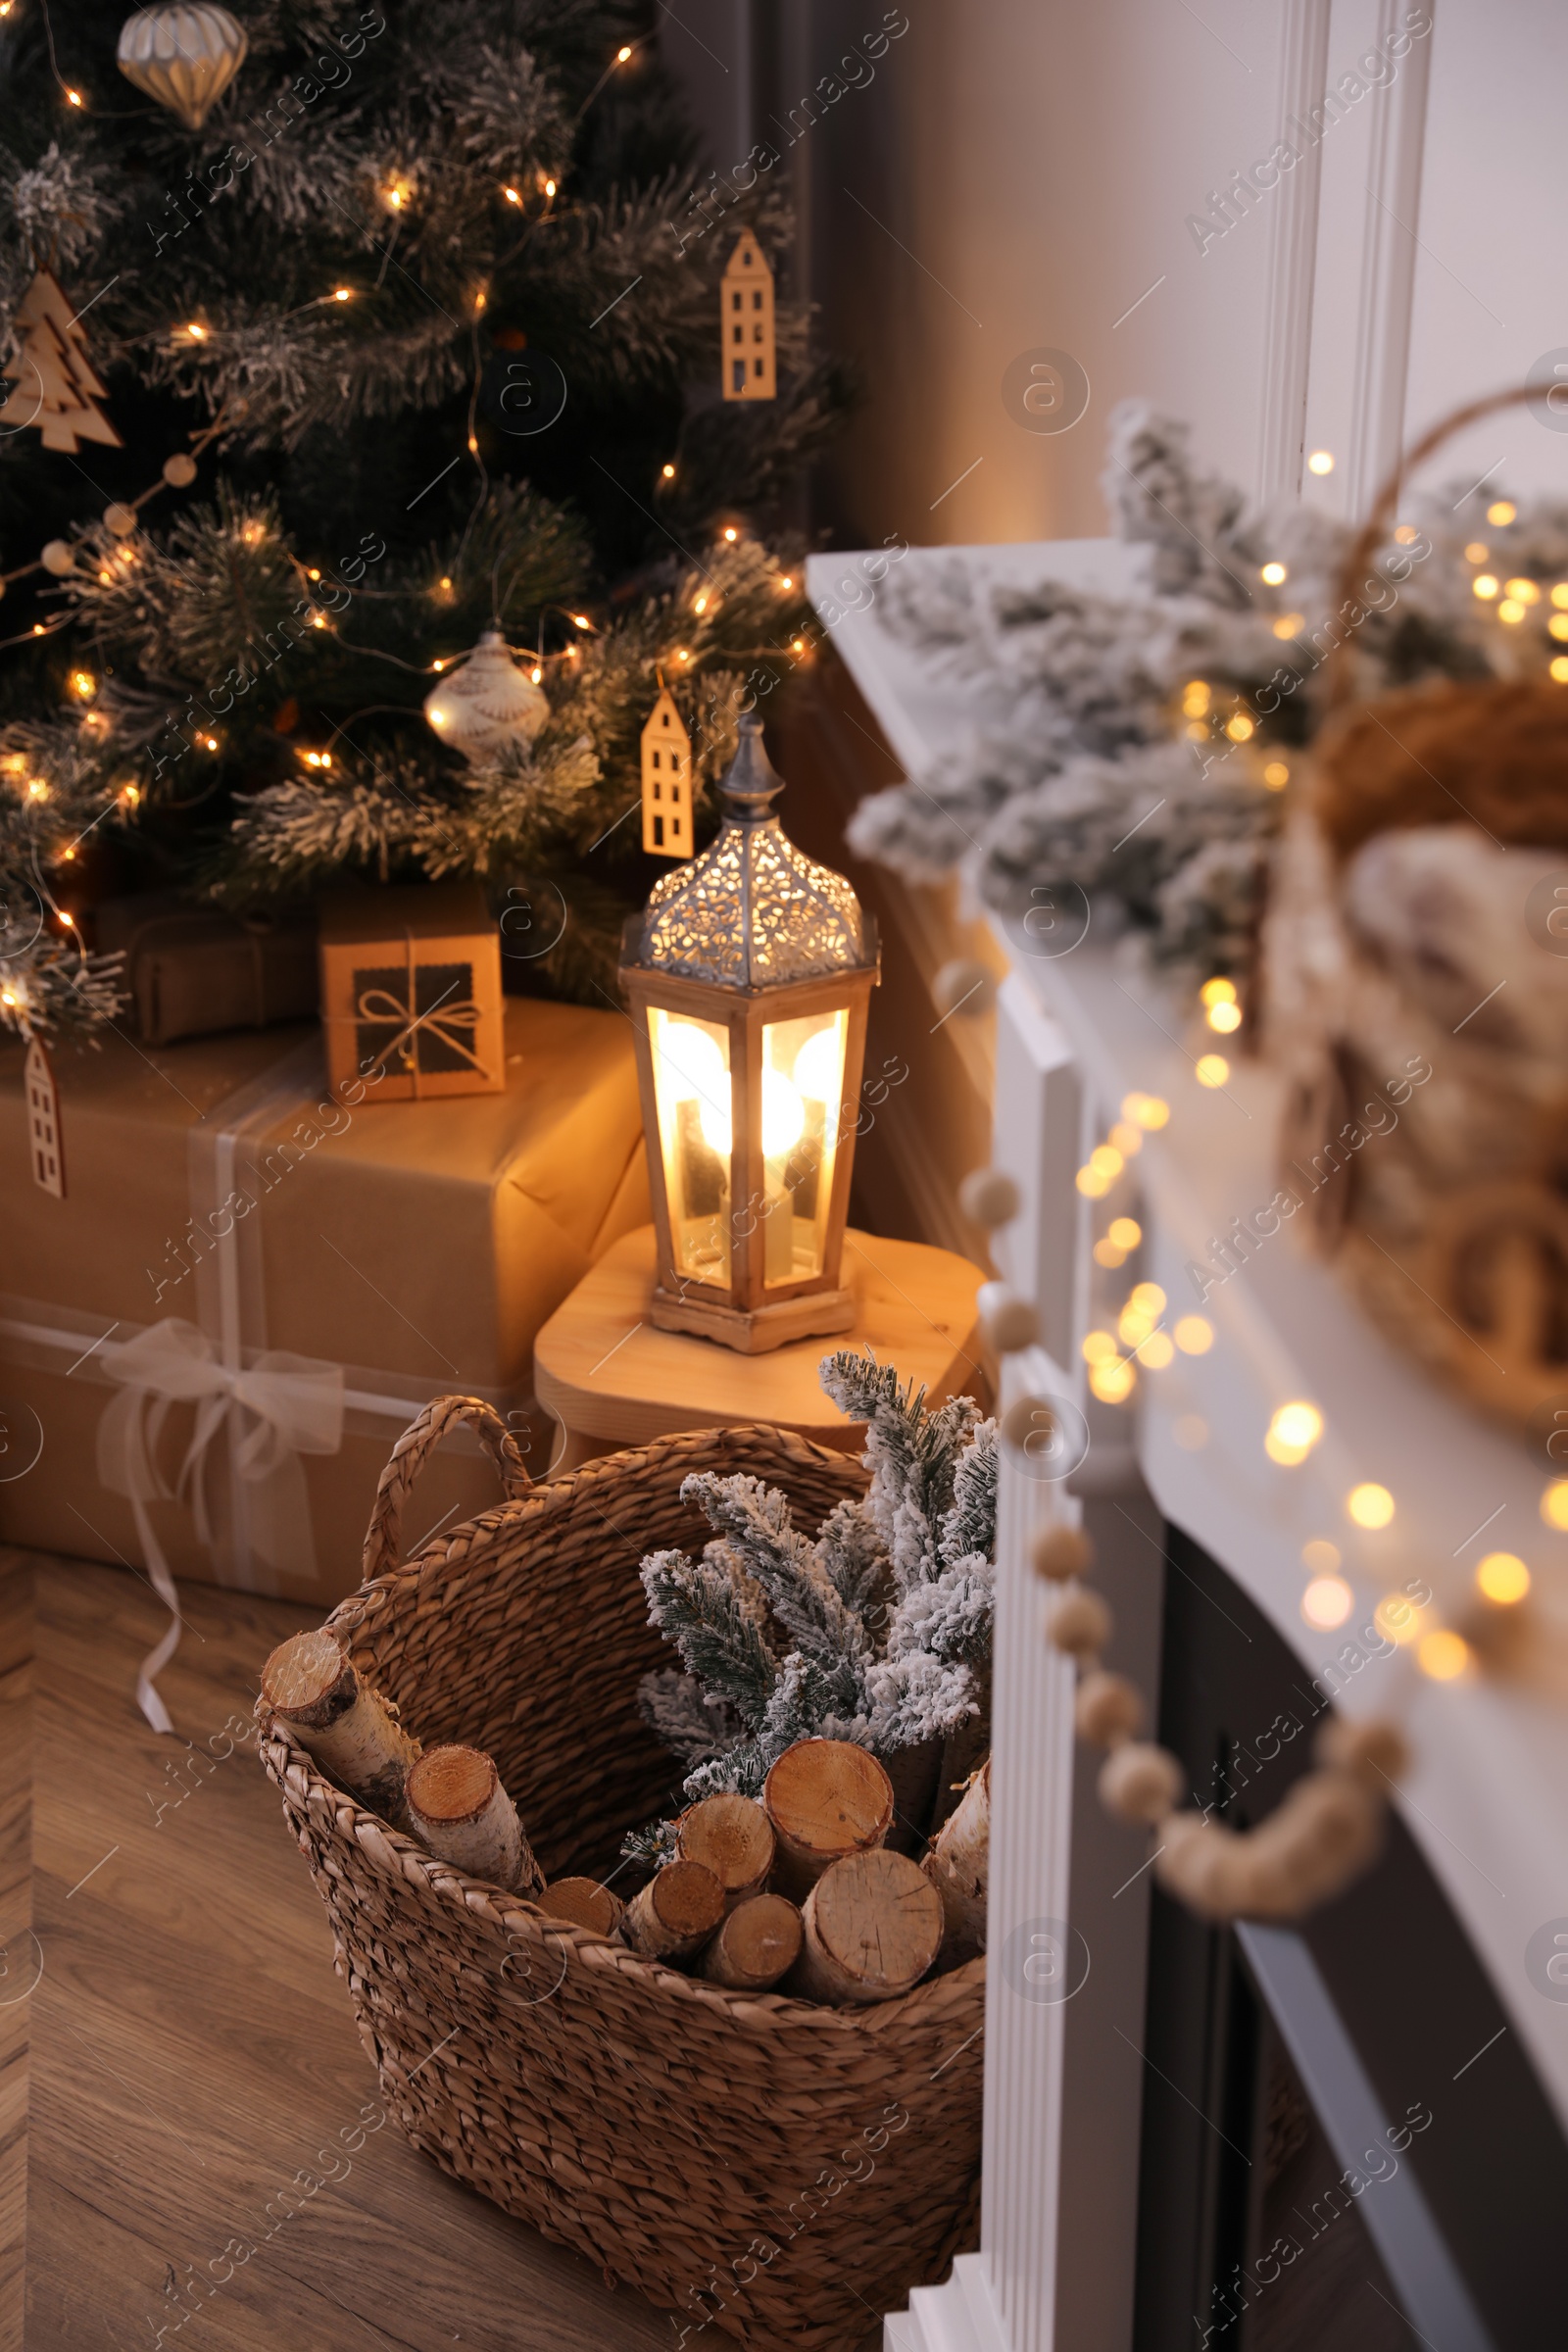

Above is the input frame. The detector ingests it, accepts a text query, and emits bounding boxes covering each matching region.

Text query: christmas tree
[0,2,845,1041]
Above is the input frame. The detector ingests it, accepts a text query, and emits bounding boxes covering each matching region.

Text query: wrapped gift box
[0,999,649,1611]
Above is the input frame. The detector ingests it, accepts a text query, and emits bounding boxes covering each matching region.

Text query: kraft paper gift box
[318,880,506,1102]
[0,998,649,1633]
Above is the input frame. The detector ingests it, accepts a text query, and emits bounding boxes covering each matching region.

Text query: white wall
[663,1,1568,548]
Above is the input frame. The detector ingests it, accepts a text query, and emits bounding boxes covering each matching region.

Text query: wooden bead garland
[960,1147,1418,1927]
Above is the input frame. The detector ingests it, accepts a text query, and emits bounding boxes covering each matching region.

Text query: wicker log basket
[258,1396,984,2348]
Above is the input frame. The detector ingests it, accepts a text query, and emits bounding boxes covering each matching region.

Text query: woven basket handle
[1325,379,1539,712]
[362,1394,532,1584]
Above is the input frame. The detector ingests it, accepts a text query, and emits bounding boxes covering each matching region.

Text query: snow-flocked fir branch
[627,1349,997,1848]
[847,399,1564,981]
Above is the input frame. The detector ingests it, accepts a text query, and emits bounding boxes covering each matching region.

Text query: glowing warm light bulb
[1090,1359,1136,1404]
[761,1067,806,1158]
[1130,1282,1165,1314]
[1260,561,1287,585]
[530,666,542,684]
[791,1025,841,1105]
[792,638,807,654]
[58,909,74,925]
[333,286,352,302]
[1487,499,1516,525]
[1081,1329,1119,1365]
[1476,1551,1530,1605]
[1472,573,1499,600]
[1347,1482,1395,1530]
[572,613,591,628]
[779,574,793,590]
[1075,1164,1111,1200]
[1307,449,1334,475]
[616,43,632,60]
[661,1023,730,1155]
[1182,681,1210,715]
[70,670,96,699]
[662,463,676,479]
[1505,577,1540,603]
[544,178,557,197]
[675,647,690,663]
[723,526,738,542]
[1195,1054,1229,1088]
[1552,658,1568,684]
[1206,1001,1243,1034]
[1417,1629,1469,1681]
[693,595,709,614]
[1497,599,1526,625]
[504,186,521,204]
[66,87,83,107]
[1542,1482,1568,1530]
[1548,614,1568,642]
[1118,1304,1155,1347]
[1106,1217,1143,1249]
[26,779,48,801]
[1301,1576,1353,1630]
[1266,1400,1322,1465]
[1263,760,1290,789]
[1200,976,1237,1007]
[186,321,207,340]
[1173,1315,1212,1354]
[1090,1144,1124,1180]
[1225,711,1254,742]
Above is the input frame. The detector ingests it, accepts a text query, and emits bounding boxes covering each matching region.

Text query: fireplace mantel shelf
[809,543,1568,2156]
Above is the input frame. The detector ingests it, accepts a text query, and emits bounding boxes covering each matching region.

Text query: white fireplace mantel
[807,546,1568,2352]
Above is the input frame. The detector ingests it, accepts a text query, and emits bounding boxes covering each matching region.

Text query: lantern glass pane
[759,1009,848,1287]
[649,1007,733,1288]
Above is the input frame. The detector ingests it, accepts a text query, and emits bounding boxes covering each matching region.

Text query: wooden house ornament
[24,1037,65,1198]
[720,233,775,402]
[640,689,694,858]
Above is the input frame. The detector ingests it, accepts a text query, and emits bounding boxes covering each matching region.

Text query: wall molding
[1256,0,1334,504]
[1346,0,1436,514]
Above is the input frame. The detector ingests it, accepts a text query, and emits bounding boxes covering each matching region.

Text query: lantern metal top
[629,715,871,987]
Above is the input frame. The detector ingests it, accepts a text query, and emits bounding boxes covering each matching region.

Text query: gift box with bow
[0,997,649,1724]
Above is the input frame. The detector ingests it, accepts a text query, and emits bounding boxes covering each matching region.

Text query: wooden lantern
[619,716,879,1352]
[641,687,693,858]
[318,881,505,1102]
[720,232,776,403]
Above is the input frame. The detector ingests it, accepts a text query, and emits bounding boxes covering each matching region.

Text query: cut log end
[621,1858,726,1961]
[790,1847,943,2005]
[406,1744,497,1827]
[763,1738,894,1898]
[261,1629,354,1727]
[675,1792,774,1903]
[536,1877,624,1937]
[701,1893,804,1991]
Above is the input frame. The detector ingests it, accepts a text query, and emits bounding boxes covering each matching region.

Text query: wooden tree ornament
[24,1037,65,1198]
[923,1759,990,1958]
[762,1739,895,1901]
[404,1744,543,1895]
[640,686,693,858]
[675,1791,774,1909]
[720,231,775,402]
[260,1630,418,1823]
[0,270,122,454]
[700,1892,803,1991]
[536,1877,624,1936]
[788,1848,944,2005]
[620,1857,726,1961]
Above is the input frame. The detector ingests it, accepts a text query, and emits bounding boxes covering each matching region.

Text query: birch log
[536,1877,624,1937]
[261,1630,418,1822]
[787,1849,944,2005]
[404,1744,543,1894]
[923,1758,990,1958]
[699,1893,804,1991]
[620,1859,726,1962]
[675,1793,774,1909]
[762,1739,894,1901]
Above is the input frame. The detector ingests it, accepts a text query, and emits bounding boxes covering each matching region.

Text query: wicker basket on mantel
[258,1397,984,2349]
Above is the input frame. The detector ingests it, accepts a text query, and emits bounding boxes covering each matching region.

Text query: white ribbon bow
[95,1319,345,1734]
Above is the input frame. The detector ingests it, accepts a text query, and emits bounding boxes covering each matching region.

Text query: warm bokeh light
[1260,561,1287,585]
[1200,976,1236,1006]
[1542,1482,1568,1530]
[1476,1551,1531,1605]
[1487,499,1516,525]
[1301,1538,1341,1575]
[1225,712,1254,742]
[1135,1330,1174,1369]
[1302,1576,1353,1630]
[1464,541,1489,563]
[1375,1592,1423,1646]
[1347,1482,1395,1530]
[1504,577,1540,603]
[1206,1000,1243,1034]
[1090,1144,1124,1180]
[1263,760,1290,789]
[1307,449,1334,475]
[1195,1054,1229,1088]
[1173,1315,1213,1354]
[1272,614,1302,639]
[1497,599,1525,625]
[1076,1164,1111,1199]
[662,463,675,479]
[1108,1216,1142,1250]
[1122,1092,1170,1130]
[1092,1238,1126,1269]
[1552,657,1568,684]
[1266,1401,1323,1465]
[1417,1629,1470,1681]
[1090,1359,1137,1404]
[1081,1329,1119,1365]
[1472,573,1499,599]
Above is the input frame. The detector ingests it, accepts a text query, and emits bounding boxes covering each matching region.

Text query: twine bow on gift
[355,953,488,1094]
[95,1319,345,1734]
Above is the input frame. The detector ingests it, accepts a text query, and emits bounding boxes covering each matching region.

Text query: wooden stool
[533,1225,986,1470]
